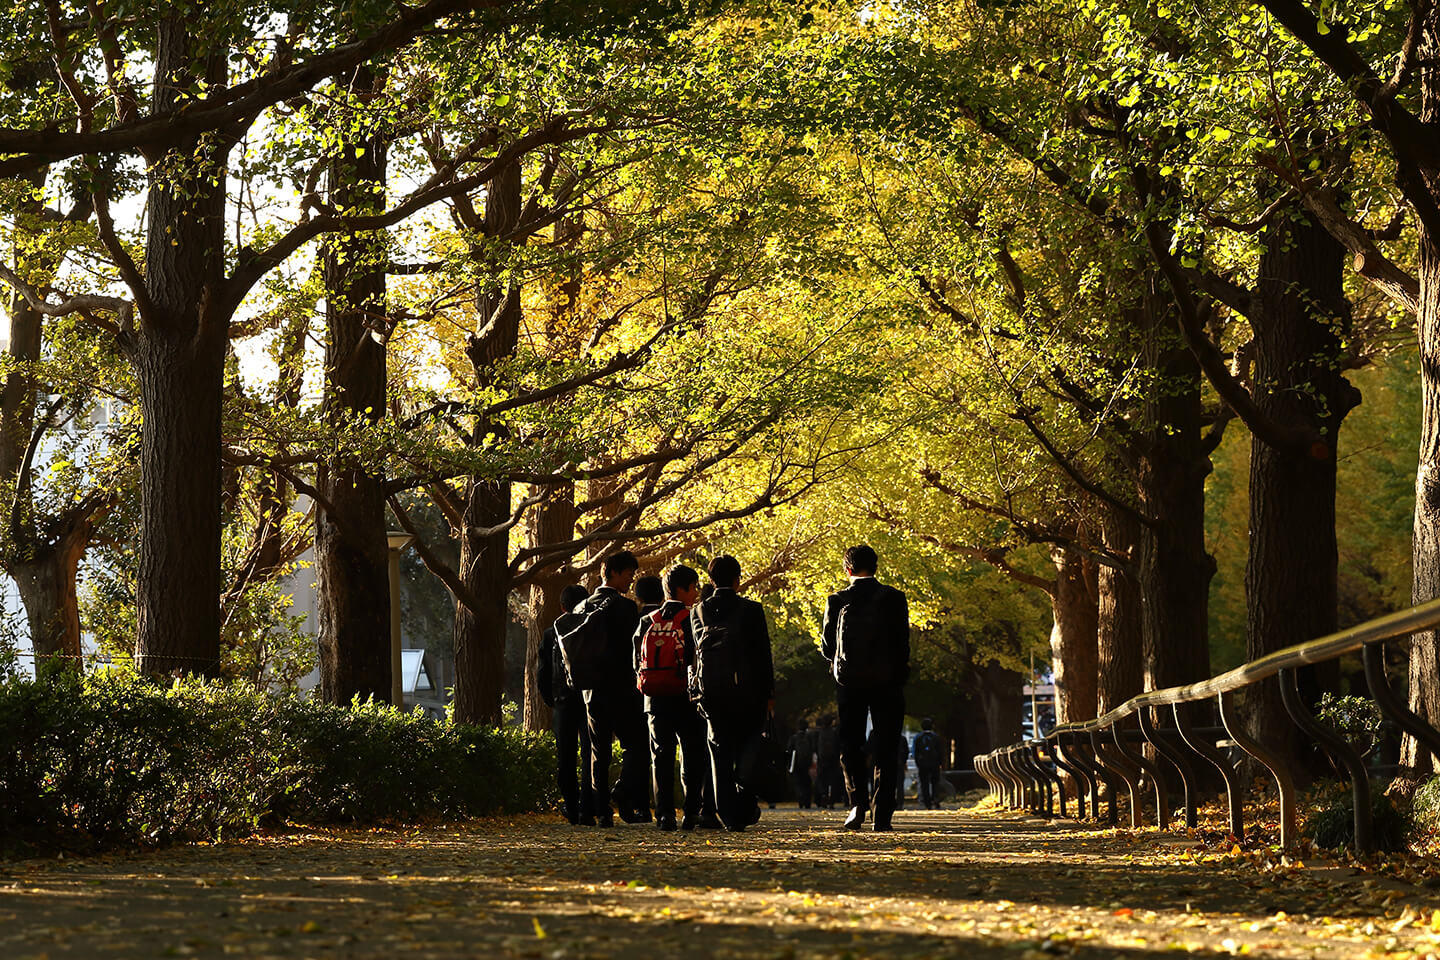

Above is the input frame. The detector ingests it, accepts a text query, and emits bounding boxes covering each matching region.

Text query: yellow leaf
[532,917,546,939]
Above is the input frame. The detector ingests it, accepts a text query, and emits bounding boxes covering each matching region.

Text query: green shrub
[1313,694,1385,759]
[0,673,555,853]
[1413,776,1440,833]
[1304,782,1409,853]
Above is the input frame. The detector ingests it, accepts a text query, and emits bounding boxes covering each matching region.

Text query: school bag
[833,590,891,687]
[637,607,688,697]
[913,730,941,767]
[556,595,611,691]
[691,594,745,705]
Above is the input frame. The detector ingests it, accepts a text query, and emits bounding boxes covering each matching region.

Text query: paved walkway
[3,807,1437,958]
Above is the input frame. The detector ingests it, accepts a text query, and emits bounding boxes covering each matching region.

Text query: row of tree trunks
[315,63,393,706]
[1048,544,1098,724]
[1096,505,1143,715]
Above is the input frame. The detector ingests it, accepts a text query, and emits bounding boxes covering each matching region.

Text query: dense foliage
[0,674,554,851]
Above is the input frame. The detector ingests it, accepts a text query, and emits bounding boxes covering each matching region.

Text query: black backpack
[833,590,890,687]
[913,730,941,767]
[691,595,744,705]
[556,597,610,691]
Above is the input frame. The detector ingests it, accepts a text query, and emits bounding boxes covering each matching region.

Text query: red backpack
[637,608,689,697]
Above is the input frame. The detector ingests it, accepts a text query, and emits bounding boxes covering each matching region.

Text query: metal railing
[974,598,1440,853]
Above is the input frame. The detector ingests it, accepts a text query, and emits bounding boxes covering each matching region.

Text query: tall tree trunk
[10,510,100,667]
[131,18,231,676]
[1137,280,1214,693]
[523,484,578,730]
[973,659,1024,748]
[452,158,523,725]
[316,65,392,705]
[1243,199,1357,772]
[1406,14,1440,778]
[1050,544,1098,723]
[1097,504,1143,714]
[453,480,512,724]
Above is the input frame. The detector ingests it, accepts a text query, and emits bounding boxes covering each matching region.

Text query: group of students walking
[538,544,916,832]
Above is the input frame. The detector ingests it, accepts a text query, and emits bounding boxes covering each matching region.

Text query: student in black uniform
[539,584,594,824]
[579,551,645,827]
[692,555,774,831]
[821,545,910,832]
[633,564,708,830]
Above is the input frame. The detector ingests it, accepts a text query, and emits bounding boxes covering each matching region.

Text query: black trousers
[917,763,941,808]
[837,683,905,823]
[647,695,707,821]
[816,758,842,807]
[585,690,650,819]
[705,713,762,829]
[553,694,593,820]
[792,769,812,808]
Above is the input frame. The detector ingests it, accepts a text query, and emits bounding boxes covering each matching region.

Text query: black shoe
[723,823,747,832]
[578,815,596,826]
[658,817,677,832]
[681,816,698,831]
[698,815,723,830]
[596,809,614,828]
[746,804,762,826]
[873,820,893,832]
[619,806,651,824]
[842,807,865,830]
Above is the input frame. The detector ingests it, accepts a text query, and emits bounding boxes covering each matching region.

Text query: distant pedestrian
[693,555,774,831]
[913,717,943,809]
[577,550,646,827]
[816,716,842,809]
[822,545,910,832]
[539,584,595,824]
[634,564,708,831]
[787,718,816,808]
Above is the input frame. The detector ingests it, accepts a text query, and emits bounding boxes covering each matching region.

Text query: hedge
[0,672,556,852]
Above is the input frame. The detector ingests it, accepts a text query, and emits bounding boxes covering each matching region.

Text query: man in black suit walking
[693,555,774,831]
[538,583,596,824]
[580,550,646,827]
[821,544,910,832]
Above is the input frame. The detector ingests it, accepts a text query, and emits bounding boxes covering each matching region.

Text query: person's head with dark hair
[634,575,664,608]
[664,564,701,605]
[707,554,741,590]
[921,716,934,731]
[796,717,809,731]
[601,550,639,590]
[843,544,878,577]
[560,584,589,612]
[820,715,833,728]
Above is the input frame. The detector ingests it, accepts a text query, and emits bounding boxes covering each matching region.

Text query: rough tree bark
[1242,200,1358,771]
[315,64,392,705]
[131,17,231,676]
[1136,282,1214,693]
[1096,504,1143,714]
[1049,545,1098,724]
[452,158,523,726]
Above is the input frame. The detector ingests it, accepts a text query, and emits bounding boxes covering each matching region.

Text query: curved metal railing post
[1030,741,1061,818]
[1111,716,1169,831]
[1059,736,1100,817]
[997,748,1023,810]
[1016,745,1046,815]
[1279,668,1374,854]
[1065,733,1104,819]
[1089,728,1136,826]
[1050,736,1088,819]
[1174,701,1244,839]
[1364,642,1440,767]
[1218,687,1297,850]
[1138,707,1198,830]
